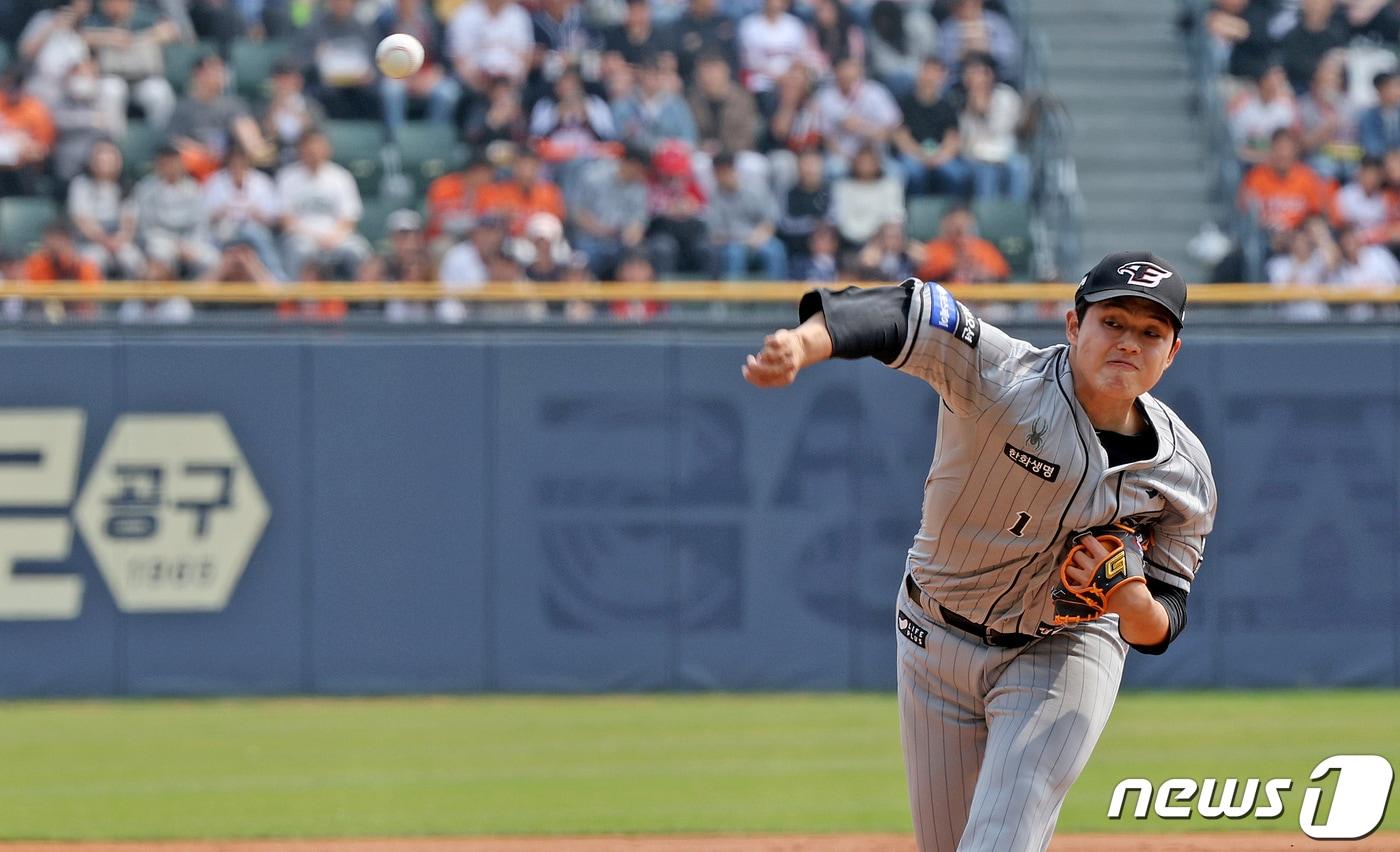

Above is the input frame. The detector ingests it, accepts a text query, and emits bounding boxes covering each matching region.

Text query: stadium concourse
[0,0,1046,323]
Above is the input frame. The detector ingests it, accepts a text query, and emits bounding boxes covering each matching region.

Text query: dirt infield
[2,834,1399,851]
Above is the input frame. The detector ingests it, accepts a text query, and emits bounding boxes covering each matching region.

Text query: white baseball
[376,33,425,79]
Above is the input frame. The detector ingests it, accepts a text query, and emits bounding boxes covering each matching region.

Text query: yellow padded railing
[0,281,1398,303]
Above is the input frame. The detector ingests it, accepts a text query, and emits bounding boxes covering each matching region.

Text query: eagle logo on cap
[1116,261,1173,287]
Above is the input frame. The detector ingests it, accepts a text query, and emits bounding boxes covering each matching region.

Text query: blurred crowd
[1200,0,1400,311]
[0,0,1039,321]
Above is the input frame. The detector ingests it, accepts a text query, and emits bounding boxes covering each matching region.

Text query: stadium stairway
[1029,0,1212,281]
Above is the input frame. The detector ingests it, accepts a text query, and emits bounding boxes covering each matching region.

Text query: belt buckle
[983,627,1006,647]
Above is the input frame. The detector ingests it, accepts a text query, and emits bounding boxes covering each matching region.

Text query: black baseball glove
[1051,523,1149,626]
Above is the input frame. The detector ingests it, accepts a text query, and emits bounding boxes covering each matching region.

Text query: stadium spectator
[568,146,652,279]
[18,222,102,320]
[1332,155,1389,237]
[1239,128,1335,235]
[893,56,970,197]
[276,129,371,280]
[80,0,180,128]
[674,0,740,80]
[529,67,617,164]
[131,144,219,280]
[1203,0,1276,81]
[704,151,786,280]
[19,0,125,133]
[530,0,597,107]
[959,52,1028,200]
[168,53,273,178]
[612,54,698,154]
[447,0,537,99]
[521,211,572,281]
[0,69,56,197]
[815,56,901,167]
[425,155,496,245]
[831,143,903,247]
[935,0,1019,84]
[601,0,677,70]
[474,147,567,235]
[1296,51,1359,181]
[440,213,505,287]
[739,0,822,111]
[776,147,831,263]
[378,0,463,138]
[761,63,819,152]
[914,204,1010,282]
[645,140,710,274]
[809,0,864,68]
[47,57,121,185]
[688,52,759,158]
[205,144,287,281]
[1277,0,1350,95]
[852,219,916,281]
[1265,217,1331,321]
[363,208,433,282]
[465,77,530,150]
[1359,70,1400,159]
[297,0,380,121]
[1314,219,1400,319]
[1229,63,1298,165]
[868,2,939,100]
[260,59,328,168]
[793,221,840,282]
[68,139,144,279]
[24,222,102,284]
[186,0,250,53]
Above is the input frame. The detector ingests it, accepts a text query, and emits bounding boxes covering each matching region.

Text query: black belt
[904,574,1036,648]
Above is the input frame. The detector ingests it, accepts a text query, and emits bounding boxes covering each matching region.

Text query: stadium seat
[394,123,466,196]
[357,194,402,248]
[231,38,291,103]
[0,197,59,258]
[972,199,1032,278]
[164,40,216,94]
[0,40,10,74]
[906,196,955,242]
[325,120,386,199]
[119,121,163,183]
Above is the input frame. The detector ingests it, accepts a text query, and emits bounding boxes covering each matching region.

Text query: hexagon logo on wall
[73,414,270,613]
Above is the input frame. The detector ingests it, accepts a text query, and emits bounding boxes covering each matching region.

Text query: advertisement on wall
[0,410,269,620]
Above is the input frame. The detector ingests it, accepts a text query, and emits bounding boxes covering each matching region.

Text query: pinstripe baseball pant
[896,579,1128,852]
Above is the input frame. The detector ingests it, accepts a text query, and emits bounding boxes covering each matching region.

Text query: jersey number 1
[1008,512,1032,537]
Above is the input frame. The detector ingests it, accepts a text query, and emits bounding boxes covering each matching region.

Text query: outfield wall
[0,327,1395,696]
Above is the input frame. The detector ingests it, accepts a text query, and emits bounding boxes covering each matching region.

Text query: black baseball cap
[1075,250,1187,329]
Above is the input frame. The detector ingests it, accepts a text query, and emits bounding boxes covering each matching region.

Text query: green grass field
[0,691,1395,840]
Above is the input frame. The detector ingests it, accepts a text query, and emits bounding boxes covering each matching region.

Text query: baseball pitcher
[743,251,1218,852]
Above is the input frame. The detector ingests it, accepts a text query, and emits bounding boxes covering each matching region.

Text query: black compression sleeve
[798,282,914,364]
[1127,577,1189,656]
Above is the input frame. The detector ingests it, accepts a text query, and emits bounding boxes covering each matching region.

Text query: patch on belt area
[897,610,928,648]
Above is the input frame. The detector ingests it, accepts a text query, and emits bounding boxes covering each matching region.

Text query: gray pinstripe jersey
[893,281,1218,637]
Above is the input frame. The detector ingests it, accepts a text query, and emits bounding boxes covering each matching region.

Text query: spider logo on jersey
[1115,261,1174,287]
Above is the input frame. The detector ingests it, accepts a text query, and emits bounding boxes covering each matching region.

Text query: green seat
[119,121,164,183]
[906,196,955,242]
[0,197,60,258]
[325,120,386,199]
[971,199,1032,277]
[357,195,403,248]
[164,41,217,94]
[230,38,292,104]
[394,123,466,195]
[0,41,11,74]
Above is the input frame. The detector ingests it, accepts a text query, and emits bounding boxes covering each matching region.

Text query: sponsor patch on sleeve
[926,282,981,349]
